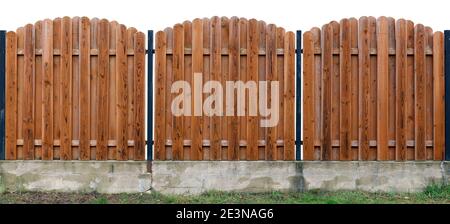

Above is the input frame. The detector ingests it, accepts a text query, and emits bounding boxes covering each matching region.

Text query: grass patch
[0,184,448,204]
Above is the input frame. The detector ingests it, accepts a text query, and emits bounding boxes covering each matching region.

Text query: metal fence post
[445,31,450,161]
[296,30,302,161]
[147,30,154,162]
[0,31,5,160]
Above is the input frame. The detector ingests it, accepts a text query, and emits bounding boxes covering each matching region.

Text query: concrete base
[0,161,151,194]
[0,161,448,194]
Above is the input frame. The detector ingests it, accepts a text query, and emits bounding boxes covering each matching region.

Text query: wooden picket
[303,17,445,161]
[5,17,146,160]
[155,17,296,161]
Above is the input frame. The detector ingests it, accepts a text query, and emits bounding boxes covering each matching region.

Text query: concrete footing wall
[0,161,448,194]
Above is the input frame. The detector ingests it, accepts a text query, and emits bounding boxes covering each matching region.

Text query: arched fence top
[4,16,146,161]
[302,16,445,161]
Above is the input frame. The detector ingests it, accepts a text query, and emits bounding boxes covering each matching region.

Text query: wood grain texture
[6,32,17,160]
[339,19,351,160]
[247,19,258,160]
[172,23,184,160]
[303,31,314,160]
[60,17,72,160]
[283,31,295,160]
[191,19,203,160]
[433,32,444,160]
[155,31,167,160]
[23,24,35,160]
[133,32,146,161]
[79,17,90,160]
[395,19,407,160]
[321,24,332,160]
[415,24,426,160]
[96,19,110,160]
[377,17,389,160]
[116,24,128,160]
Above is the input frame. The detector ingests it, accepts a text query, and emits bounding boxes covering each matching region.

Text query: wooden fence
[5,17,146,160]
[154,17,296,160]
[303,17,445,161]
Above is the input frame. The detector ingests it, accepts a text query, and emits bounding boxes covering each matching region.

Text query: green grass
[0,184,449,204]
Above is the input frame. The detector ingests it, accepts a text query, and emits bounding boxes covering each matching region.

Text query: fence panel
[5,17,146,160]
[303,17,445,161]
[155,17,296,161]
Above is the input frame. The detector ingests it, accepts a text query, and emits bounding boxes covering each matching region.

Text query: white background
[0,0,448,35]
[1,0,447,157]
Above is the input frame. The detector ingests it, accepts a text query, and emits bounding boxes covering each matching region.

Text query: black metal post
[445,30,450,161]
[296,30,302,161]
[0,31,5,160]
[147,30,154,161]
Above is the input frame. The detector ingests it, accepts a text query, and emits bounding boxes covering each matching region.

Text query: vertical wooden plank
[155,31,167,160]
[97,19,109,160]
[388,18,396,160]
[247,19,258,160]
[406,20,415,160]
[164,28,174,160]
[339,19,351,160]
[126,27,137,160]
[330,21,340,160]
[257,20,266,160]
[425,27,434,160]
[16,28,24,159]
[108,21,117,160]
[23,24,35,160]
[433,32,444,160]
[34,21,43,159]
[377,17,389,160]
[311,28,322,160]
[53,18,62,160]
[349,18,359,160]
[134,32,146,161]
[89,18,99,160]
[72,17,80,160]
[42,19,54,160]
[183,21,192,160]
[276,27,285,160]
[303,30,314,160]
[173,23,184,160]
[284,32,295,160]
[415,24,426,160]
[202,19,211,160]
[221,17,229,160]
[79,17,90,160]
[321,24,332,160]
[395,19,407,160]
[358,17,370,160]
[116,24,127,160]
[368,17,378,160]
[238,18,247,160]
[50,35,63,158]
[60,17,72,160]
[265,24,277,160]
[387,17,397,160]
[6,32,17,160]
[229,17,240,160]
[210,17,221,160]
[192,18,203,160]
